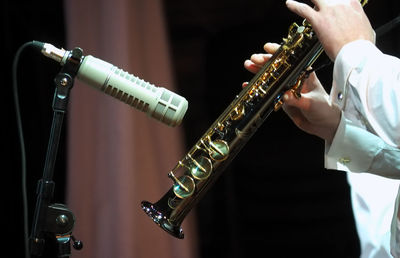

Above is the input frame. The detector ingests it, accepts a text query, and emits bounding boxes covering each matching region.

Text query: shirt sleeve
[325,114,400,179]
[333,40,400,147]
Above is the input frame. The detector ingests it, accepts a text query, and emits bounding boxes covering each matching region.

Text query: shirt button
[339,157,351,164]
[337,92,344,101]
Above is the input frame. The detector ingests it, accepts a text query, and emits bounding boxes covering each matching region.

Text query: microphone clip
[52,47,83,113]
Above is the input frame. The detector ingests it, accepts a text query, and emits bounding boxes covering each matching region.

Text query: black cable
[376,13,400,38]
[12,41,36,258]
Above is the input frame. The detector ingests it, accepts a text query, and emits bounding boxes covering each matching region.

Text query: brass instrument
[142,0,368,239]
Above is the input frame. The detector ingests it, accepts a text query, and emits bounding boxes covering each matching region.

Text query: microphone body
[78,55,187,126]
[38,41,188,127]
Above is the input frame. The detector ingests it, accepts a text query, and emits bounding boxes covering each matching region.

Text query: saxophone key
[217,122,225,132]
[168,172,195,198]
[188,154,212,180]
[230,103,245,120]
[199,138,229,161]
[274,96,284,111]
[208,139,229,161]
[168,196,181,209]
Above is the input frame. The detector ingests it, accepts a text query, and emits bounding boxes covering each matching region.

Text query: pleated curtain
[64,0,198,257]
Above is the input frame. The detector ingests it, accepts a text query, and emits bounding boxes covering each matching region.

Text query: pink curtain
[64,0,198,257]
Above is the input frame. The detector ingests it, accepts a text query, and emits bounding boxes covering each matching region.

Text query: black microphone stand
[29,47,83,257]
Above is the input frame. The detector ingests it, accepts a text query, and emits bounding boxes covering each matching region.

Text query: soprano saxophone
[141,0,368,239]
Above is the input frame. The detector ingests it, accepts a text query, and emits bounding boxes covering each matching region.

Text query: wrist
[327,108,342,144]
[324,105,342,144]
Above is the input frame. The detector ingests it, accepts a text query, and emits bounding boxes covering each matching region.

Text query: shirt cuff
[325,114,379,172]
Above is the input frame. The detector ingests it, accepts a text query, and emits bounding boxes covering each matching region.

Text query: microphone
[33,41,188,127]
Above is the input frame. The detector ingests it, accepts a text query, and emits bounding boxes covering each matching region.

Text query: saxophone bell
[142,199,184,239]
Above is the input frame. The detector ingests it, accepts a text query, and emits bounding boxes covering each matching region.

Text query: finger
[244,60,262,74]
[282,95,316,135]
[263,42,280,54]
[250,53,271,66]
[283,91,298,107]
[298,72,320,93]
[286,0,317,23]
[283,90,310,111]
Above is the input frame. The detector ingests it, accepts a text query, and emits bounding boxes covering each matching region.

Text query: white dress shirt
[325,40,400,257]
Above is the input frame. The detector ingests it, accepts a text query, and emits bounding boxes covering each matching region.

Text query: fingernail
[283,93,289,101]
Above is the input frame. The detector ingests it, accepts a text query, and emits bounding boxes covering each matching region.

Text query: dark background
[3,0,400,257]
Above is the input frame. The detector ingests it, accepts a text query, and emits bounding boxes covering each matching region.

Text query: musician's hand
[285,0,375,61]
[282,72,341,144]
[243,42,341,144]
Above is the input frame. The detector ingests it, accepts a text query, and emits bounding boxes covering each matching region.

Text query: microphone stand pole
[29,47,83,257]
